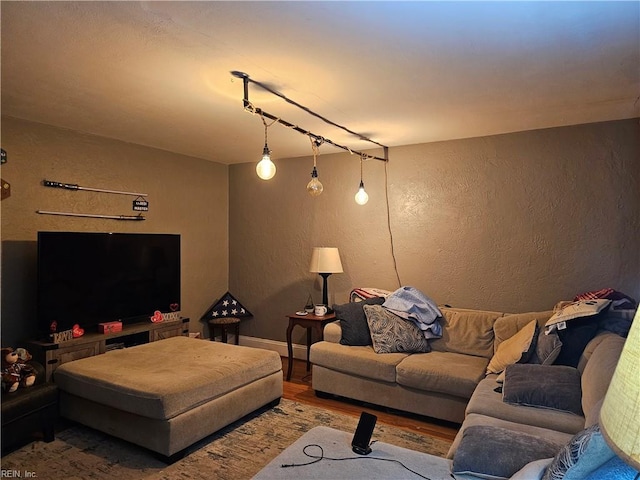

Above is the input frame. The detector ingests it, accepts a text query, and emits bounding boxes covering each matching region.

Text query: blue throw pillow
[583,456,639,480]
[542,424,615,480]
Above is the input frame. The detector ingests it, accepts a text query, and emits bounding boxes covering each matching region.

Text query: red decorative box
[98,321,123,334]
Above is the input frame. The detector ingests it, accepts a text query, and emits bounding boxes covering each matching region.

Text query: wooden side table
[207,317,241,344]
[285,312,335,381]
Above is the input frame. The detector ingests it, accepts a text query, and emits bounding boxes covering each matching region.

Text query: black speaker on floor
[351,411,377,455]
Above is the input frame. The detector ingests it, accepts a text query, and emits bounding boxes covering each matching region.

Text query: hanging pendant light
[256,113,276,180]
[307,137,324,196]
[354,155,369,205]
[307,166,323,196]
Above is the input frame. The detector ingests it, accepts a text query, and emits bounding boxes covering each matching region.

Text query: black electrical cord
[280,443,455,479]
[384,158,402,288]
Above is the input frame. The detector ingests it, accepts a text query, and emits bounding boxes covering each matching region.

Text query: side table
[207,317,241,344]
[285,312,335,381]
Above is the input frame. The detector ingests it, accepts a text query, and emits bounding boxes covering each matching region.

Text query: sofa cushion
[396,351,488,398]
[335,297,385,346]
[447,413,574,460]
[542,424,615,480]
[530,330,563,365]
[503,364,583,416]
[364,305,430,354]
[511,458,554,480]
[309,341,407,383]
[452,425,559,480]
[486,320,538,374]
[493,311,553,353]
[466,375,586,434]
[430,308,503,359]
[579,333,625,419]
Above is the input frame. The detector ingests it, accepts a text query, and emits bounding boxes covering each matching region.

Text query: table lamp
[599,308,640,474]
[309,247,343,311]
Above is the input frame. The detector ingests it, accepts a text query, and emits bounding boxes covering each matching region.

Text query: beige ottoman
[54,336,282,460]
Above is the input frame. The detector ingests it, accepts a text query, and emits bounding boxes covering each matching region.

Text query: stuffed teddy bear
[1,347,36,393]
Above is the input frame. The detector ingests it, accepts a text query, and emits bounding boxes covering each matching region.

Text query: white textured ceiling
[1,1,639,164]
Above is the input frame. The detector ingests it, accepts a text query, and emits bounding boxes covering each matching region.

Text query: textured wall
[2,117,637,348]
[230,119,640,344]
[1,117,229,346]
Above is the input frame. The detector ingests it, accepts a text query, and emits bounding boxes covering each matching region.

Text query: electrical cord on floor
[280,442,449,479]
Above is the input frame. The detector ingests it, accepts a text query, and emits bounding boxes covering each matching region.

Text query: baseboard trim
[238,336,309,360]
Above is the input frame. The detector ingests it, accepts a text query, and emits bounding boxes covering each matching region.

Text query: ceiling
[1,1,639,165]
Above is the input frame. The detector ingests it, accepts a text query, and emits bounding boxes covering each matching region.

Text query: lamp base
[319,272,332,310]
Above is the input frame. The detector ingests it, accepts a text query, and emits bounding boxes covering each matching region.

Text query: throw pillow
[363,304,430,354]
[487,320,538,374]
[583,455,640,480]
[335,297,385,346]
[542,424,616,480]
[545,299,611,332]
[529,330,563,365]
[452,425,559,480]
[553,316,600,367]
[502,364,583,415]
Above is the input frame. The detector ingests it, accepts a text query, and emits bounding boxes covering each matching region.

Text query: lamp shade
[309,247,343,274]
[599,308,640,471]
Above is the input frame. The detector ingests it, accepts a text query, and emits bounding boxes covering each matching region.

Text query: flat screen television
[37,231,181,338]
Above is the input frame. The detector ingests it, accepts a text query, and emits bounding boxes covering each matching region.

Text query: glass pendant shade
[307,166,323,196]
[355,180,369,205]
[256,145,276,180]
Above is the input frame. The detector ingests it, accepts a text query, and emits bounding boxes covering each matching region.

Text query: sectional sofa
[310,302,633,478]
[311,306,553,424]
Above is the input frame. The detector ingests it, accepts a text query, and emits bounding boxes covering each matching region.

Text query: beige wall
[230,119,640,344]
[2,117,638,348]
[1,117,229,346]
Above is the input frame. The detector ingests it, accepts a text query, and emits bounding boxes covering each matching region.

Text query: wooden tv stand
[29,318,190,382]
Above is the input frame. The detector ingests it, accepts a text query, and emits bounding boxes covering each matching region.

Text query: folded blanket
[349,287,393,302]
[383,286,443,339]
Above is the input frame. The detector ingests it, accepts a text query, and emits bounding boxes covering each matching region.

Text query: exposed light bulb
[355,180,369,205]
[256,145,276,180]
[306,166,323,196]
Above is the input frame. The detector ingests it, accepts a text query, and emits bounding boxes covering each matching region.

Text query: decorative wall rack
[37,179,149,221]
[36,211,146,221]
[42,179,147,197]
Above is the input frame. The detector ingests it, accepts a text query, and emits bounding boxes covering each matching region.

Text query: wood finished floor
[281,356,459,443]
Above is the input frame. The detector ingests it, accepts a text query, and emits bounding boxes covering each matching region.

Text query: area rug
[0,399,452,480]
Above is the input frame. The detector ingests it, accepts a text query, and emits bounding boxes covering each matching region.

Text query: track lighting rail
[231,71,389,162]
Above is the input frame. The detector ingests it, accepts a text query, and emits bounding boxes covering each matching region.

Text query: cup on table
[314,304,328,316]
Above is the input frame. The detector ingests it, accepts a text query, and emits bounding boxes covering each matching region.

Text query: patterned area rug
[1,399,452,480]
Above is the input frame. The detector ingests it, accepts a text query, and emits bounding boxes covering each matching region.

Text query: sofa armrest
[323,321,342,344]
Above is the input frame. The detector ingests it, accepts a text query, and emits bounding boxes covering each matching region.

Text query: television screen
[37,232,181,336]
